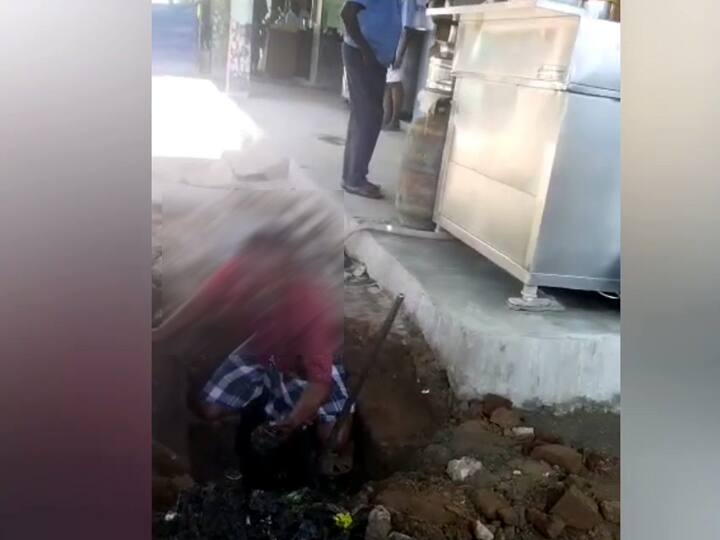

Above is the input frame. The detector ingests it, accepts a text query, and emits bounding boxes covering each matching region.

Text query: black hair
[240,227,300,258]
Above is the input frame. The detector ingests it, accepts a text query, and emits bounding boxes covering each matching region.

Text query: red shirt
[199,256,340,385]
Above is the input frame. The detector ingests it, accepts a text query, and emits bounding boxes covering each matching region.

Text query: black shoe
[364,180,382,192]
[341,181,384,199]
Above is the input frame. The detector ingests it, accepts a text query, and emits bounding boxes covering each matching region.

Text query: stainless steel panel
[451,3,619,96]
[432,0,621,292]
[454,16,580,85]
[440,161,539,265]
[436,79,620,291]
[451,77,565,198]
[527,271,619,291]
[568,17,620,94]
[530,93,620,290]
[436,215,533,284]
[427,56,454,93]
[428,1,585,21]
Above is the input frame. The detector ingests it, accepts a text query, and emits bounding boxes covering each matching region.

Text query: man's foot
[382,122,401,132]
[363,179,382,192]
[342,181,384,200]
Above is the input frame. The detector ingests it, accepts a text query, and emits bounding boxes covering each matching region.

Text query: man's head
[237,227,300,288]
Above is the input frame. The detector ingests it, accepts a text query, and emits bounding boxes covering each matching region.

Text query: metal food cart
[428,0,620,307]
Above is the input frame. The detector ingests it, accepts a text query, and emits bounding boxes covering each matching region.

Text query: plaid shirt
[203,351,352,423]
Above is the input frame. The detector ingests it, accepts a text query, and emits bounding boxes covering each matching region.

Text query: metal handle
[327,293,405,450]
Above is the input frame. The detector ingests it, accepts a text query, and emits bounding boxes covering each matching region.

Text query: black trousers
[342,43,387,187]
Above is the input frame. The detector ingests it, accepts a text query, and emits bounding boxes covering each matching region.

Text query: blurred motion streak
[158,189,343,325]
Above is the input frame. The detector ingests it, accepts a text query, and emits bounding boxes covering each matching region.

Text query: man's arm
[341,1,378,66]
[393,28,411,69]
[283,381,332,429]
[280,294,340,432]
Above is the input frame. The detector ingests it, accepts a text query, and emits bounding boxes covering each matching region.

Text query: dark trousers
[251,25,263,73]
[342,43,387,187]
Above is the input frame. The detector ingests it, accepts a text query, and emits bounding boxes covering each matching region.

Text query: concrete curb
[345,227,620,411]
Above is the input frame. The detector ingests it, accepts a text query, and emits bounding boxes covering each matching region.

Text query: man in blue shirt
[341,0,403,199]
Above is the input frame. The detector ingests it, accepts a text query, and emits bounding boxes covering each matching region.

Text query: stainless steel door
[438,77,566,272]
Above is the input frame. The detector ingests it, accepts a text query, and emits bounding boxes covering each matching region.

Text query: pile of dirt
[344,318,453,479]
[343,275,620,539]
[372,474,477,540]
[342,276,454,479]
[363,394,621,540]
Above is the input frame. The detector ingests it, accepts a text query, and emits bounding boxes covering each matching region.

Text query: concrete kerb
[344,226,620,411]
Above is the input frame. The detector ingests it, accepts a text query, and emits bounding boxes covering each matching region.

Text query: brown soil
[344,316,453,478]
[374,475,476,540]
[341,274,620,540]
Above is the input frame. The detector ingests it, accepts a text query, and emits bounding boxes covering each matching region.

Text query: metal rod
[345,221,454,243]
[327,293,405,449]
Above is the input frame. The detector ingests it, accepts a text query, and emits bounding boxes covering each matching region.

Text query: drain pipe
[344,220,454,243]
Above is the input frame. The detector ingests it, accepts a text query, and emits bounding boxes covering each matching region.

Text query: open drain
[153,479,369,540]
[155,413,371,540]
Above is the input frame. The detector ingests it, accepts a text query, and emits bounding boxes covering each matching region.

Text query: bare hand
[251,421,294,454]
[276,415,301,436]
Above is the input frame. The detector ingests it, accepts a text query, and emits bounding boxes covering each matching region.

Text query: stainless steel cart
[429,1,620,306]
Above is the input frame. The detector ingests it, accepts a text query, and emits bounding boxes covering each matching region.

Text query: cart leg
[520,285,539,302]
[507,284,564,312]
